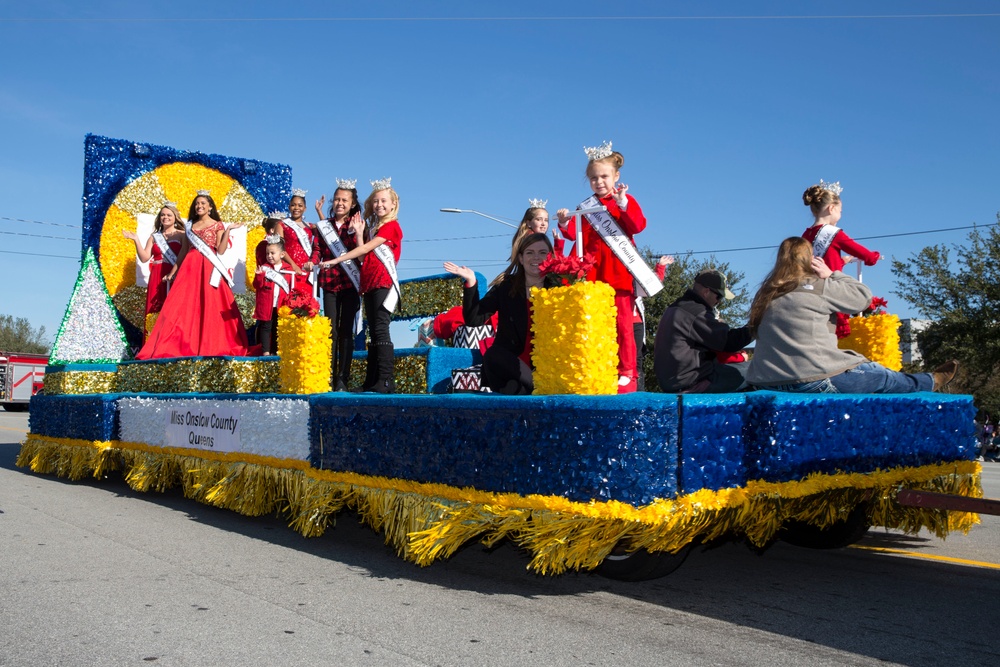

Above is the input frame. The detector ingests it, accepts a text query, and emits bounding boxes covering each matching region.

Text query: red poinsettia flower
[538,252,597,285]
[286,291,320,318]
[864,296,889,317]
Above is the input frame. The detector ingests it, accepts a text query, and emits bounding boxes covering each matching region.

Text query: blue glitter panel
[29,393,122,442]
[744,391,977,482]
[678,394,750,493]
[309,393,680,504]
[82,135,292,258]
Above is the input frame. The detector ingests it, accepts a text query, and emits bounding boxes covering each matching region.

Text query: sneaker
[617,375,637,394]
[932,359,959,391]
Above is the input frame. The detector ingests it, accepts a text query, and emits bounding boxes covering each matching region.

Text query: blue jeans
[771,362,934,394]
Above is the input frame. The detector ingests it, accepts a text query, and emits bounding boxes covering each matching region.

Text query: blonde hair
[154,205,184,233]
[803,184,841,218]
[748,237,815,331]
[363,187,400,234]
[586,150,625,176]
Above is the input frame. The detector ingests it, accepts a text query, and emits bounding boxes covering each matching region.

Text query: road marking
[850,544,1000,570]
[0,426,27,434]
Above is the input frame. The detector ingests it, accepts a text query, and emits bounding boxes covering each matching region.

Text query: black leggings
[363,288,393,345]
[323,288,361,341]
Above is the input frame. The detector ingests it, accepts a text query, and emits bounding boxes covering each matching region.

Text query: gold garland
[16,434,982,575]
[839,313,903,371]
[117,357,278,394]
[42,370,118,396]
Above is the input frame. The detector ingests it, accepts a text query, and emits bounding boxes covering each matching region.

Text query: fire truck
[0,351,47,412]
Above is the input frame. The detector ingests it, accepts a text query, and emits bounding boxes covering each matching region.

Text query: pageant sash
[372,242,402,313]
[282,218,313,257]
[151,232,178,266]
[811,224,841,258]
[578,195,663,298]
[185,221,234,289]
[315,218,362,292]
[263,266,292,307]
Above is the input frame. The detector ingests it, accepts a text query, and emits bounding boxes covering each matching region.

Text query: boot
[370,341,396,394]
[357,342,378,392]
[335,337,354,392]
[932,360,959,391]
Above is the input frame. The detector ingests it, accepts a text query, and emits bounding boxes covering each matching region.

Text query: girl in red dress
[321,178,402,393]
[122,202,185,338]
[136,192,254,359]
[280,189,319,297]
[801,180,882,339]
[313,180,363,391]
[556,142,647,394]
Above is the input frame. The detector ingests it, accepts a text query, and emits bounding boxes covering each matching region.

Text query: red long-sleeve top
[803,224,880,272]
[559,193,646,291]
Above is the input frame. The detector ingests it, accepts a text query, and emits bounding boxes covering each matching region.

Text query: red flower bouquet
[865,296,889,316]
[285,292,320,318]
[538,253,597,286]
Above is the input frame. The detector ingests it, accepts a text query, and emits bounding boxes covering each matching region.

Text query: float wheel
[596,543,692,581]
[779,504,871,550]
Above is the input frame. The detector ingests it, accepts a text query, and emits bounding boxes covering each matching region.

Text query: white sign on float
[165,404,242,452]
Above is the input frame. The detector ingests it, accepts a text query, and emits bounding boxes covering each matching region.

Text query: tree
[891,216,1000,413]
[0,314,50,354]
[639,249,750,392]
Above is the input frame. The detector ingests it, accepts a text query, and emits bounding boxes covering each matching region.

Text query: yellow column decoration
[278,310,333,394]
[530,281,619,395]
[839,313,902,371]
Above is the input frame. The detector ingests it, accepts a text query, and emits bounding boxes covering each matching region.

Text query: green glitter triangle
[49,248,130,364]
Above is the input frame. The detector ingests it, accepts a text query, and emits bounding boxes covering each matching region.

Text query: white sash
[578,195,663,298]
[263,266,292,308]
[151,232,178,266]
[372,242,402,313]
[185,221,234,289]
[281,218,313,257]
[315,218,362,292]
[811,224,841,258]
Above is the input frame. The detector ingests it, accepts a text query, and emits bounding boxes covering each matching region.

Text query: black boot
[335,337,354,392]
[357,342,378,392]
[370,341,396,394]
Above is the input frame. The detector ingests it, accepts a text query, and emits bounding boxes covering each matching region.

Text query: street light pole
[439,208,518,229]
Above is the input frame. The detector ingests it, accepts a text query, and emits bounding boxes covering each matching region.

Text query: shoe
[617,375,637,395]
[932,359,959,391]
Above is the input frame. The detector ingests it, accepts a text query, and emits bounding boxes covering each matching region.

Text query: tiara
[163,201,177,208]
[370,177,392,192]
[291,187,307,198]
[819,179,843,196]
[264,234,283,245]
[268,210,288,219]
[584,140,613,161]
[336,178,357,190]
[528,198,548,209]
[196,189,211,197]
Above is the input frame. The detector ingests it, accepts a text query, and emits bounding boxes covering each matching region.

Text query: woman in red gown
[136,192,254,359]
[122,202,185,338]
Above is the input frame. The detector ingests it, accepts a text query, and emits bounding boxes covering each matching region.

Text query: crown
[819,179,843,196]
[336,178,357,190]
[268,210,288,219]
[264,234,283,245]
[528,198,548,209]
[584,140,613,161]
[291,188,307,198]
[370,177,392,192]
[196,189,211,197]
[163,201,177,208]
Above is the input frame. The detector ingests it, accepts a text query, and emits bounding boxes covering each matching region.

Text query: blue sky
[1,1,998,341]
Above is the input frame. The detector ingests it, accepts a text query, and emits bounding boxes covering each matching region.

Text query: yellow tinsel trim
[839,313,902,371]
[16,434,982,575]
[42,370,118,395]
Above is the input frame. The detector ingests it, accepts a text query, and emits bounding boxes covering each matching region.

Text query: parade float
[16,136,981,580]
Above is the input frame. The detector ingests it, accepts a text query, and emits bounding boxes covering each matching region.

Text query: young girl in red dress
[136,192,254,359]
[313,179,364,391]
[122,202,185,338]
[801,180,882,338]
[252,236,296,355]
[279,189,319,297]
[556,142,648,393]
[320,178,402,393]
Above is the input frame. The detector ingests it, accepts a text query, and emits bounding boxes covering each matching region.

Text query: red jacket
[560,193,646,291]
[803,224,880,272]
[360,220,403,294]
[252,261,295,321]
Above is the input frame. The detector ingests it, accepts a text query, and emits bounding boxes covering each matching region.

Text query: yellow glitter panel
[114,171,168,218]
[42,371,118,395]
[531,282,619,395]
[348,353,428,394]
[155,162,239,211]
[112,284,148,332]
[839,313,903,371]
[245,225,267,291]
[145,312,159,339]
[220,183,264,227]
[99,204,138,295]
[278,315,333,394]
[116,358,279,394]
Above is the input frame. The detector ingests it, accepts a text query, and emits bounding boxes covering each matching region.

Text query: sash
[263,266,292,307]
[281,218,313,257]
[185,221,234,289]
[151,232,178,266]
[811,224,841,258]
[578,195,663,298]
[315,218,362,292]
[372,242,402,313]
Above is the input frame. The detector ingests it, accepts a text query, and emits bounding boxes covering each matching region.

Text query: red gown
[145,236,183,317]
[280,219,320,297]
[136,221,254,359]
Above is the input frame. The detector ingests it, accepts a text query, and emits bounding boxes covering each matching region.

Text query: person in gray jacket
[746,237,957,393]
[653,270,753,393]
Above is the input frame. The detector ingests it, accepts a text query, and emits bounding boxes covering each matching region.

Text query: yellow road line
[851,544,1000,570]
[0,425,27,434]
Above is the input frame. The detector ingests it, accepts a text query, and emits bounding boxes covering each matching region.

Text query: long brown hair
[491,232,553,296]
[748,237,815,331]
[509,206,547,261]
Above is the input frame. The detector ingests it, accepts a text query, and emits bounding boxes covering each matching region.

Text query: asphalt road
[2,409,998,667]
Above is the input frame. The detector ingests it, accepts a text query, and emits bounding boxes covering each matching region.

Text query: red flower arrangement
[285,291,320,318]
[538,253,597,286]
[865,296,889,316]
